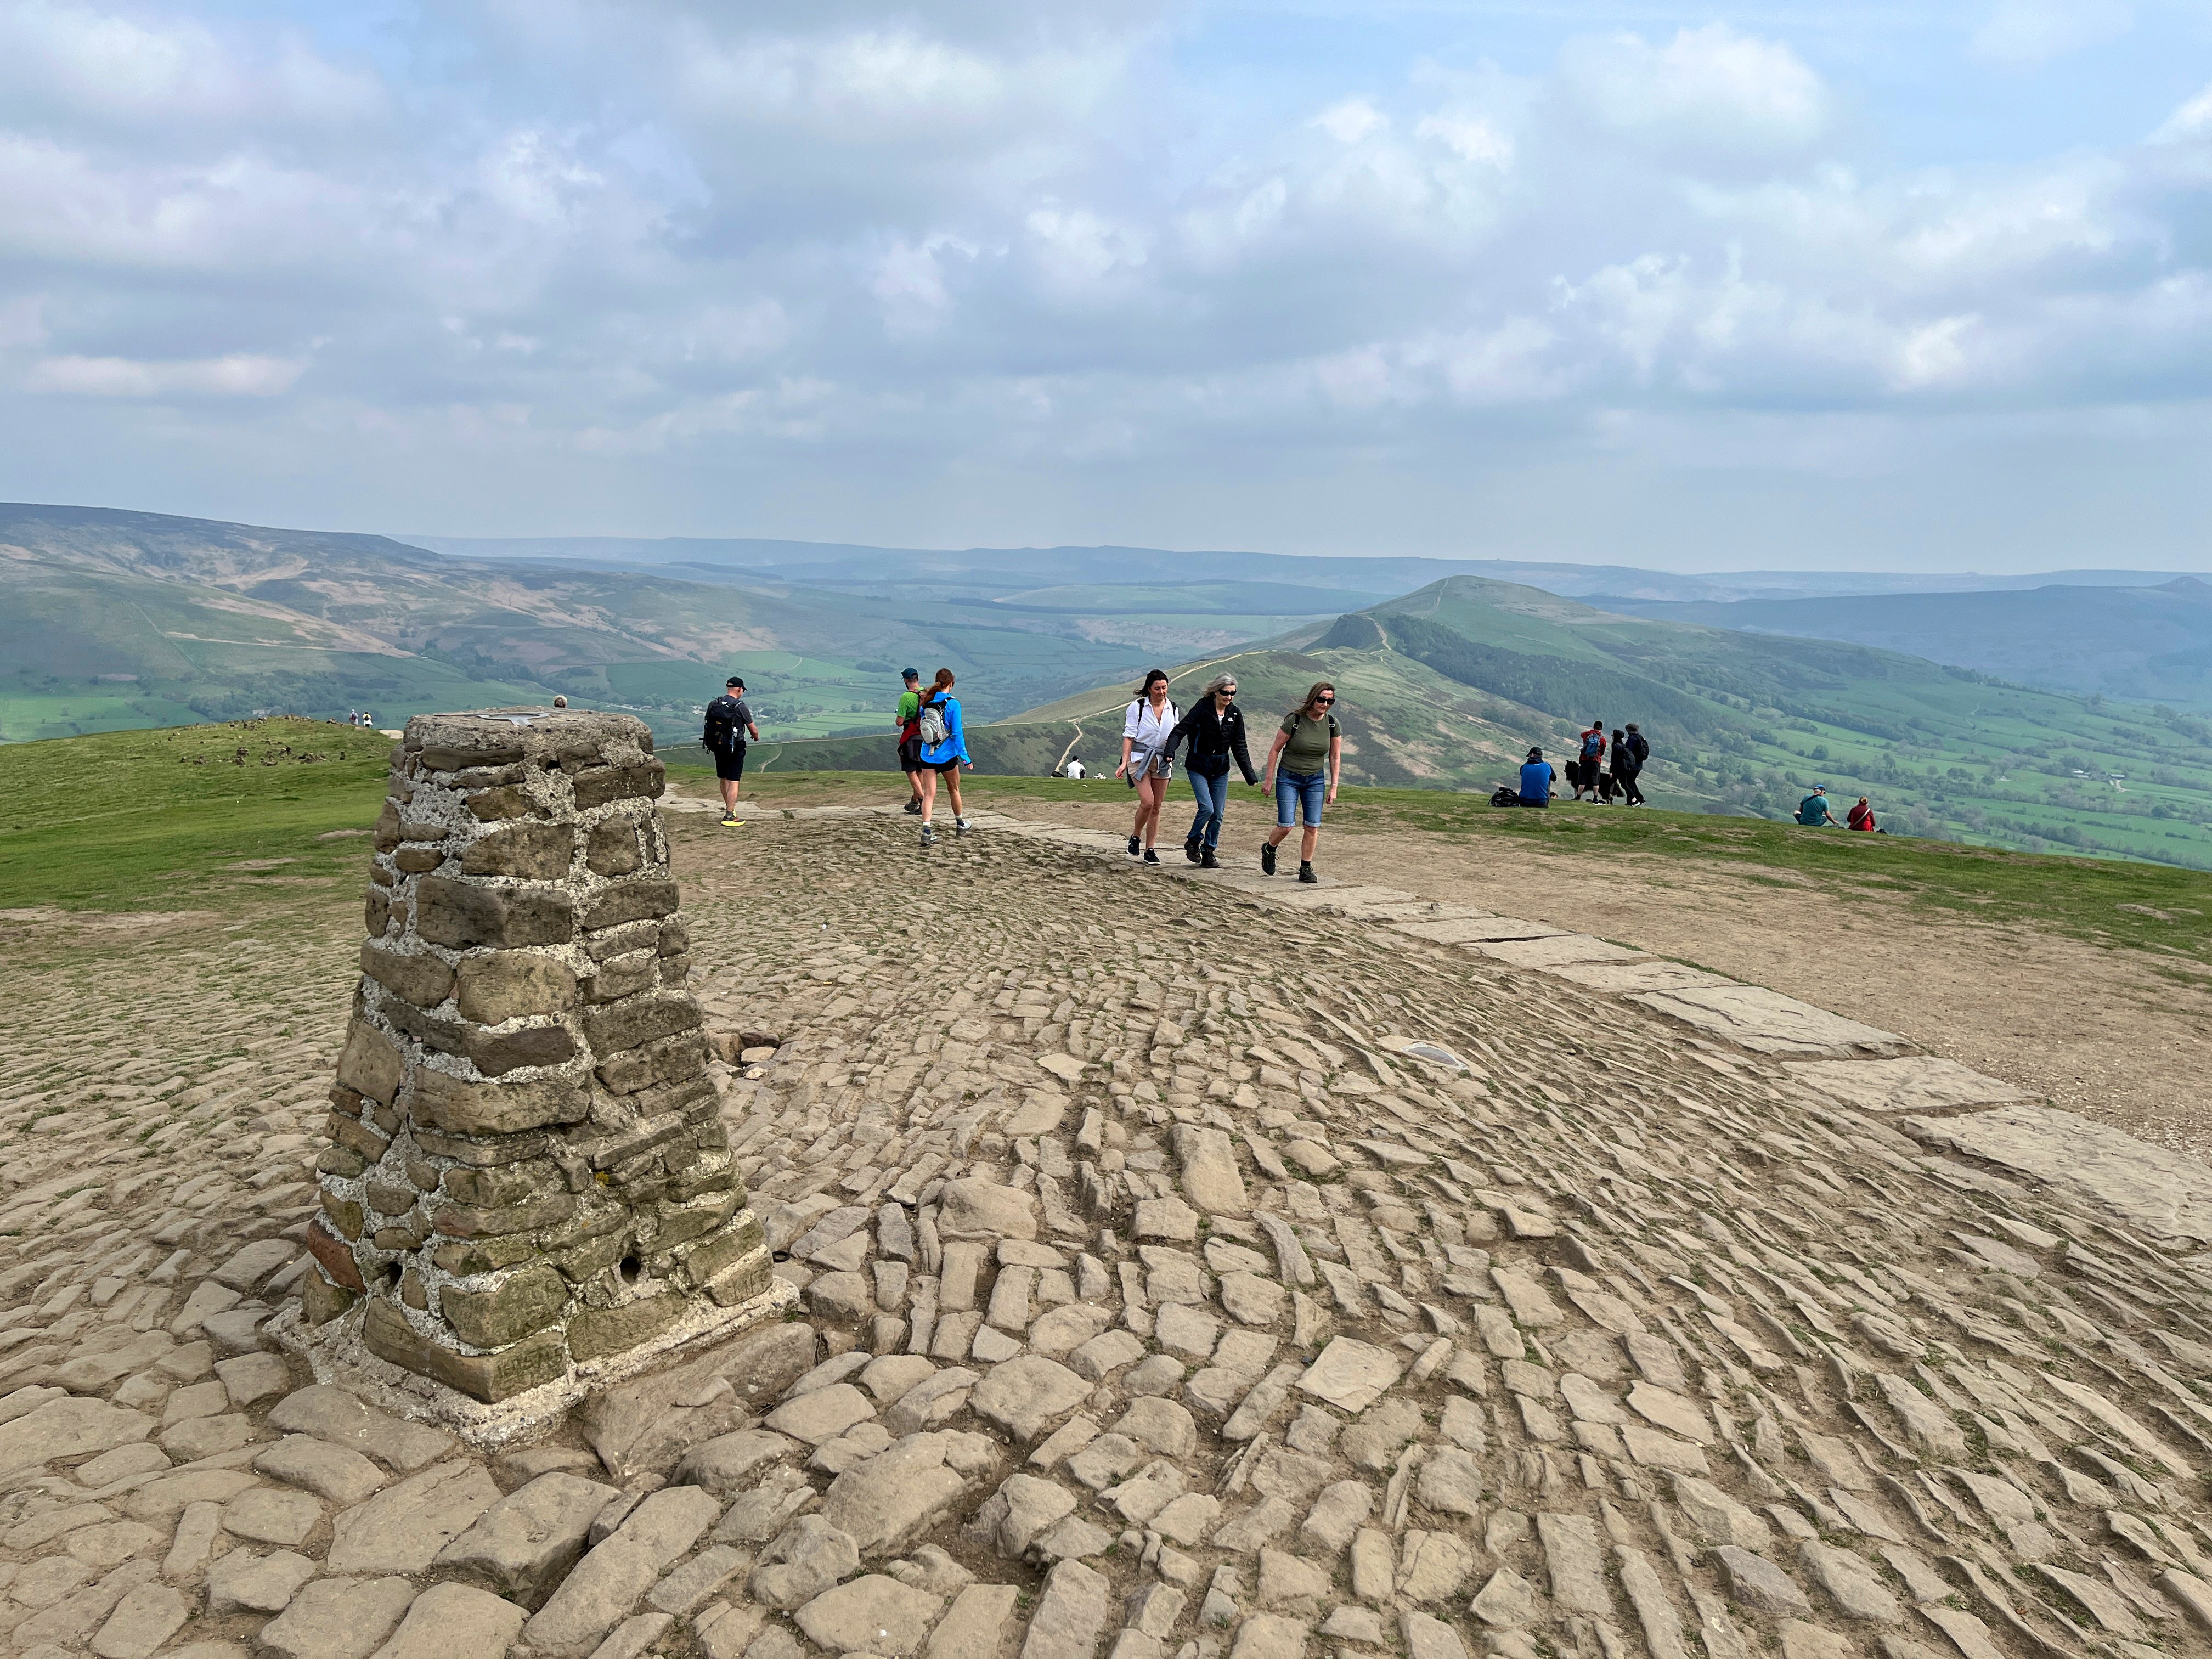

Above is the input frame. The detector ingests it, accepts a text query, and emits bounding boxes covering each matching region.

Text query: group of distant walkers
[1500,719,1649,809]
[695,665,1887,849]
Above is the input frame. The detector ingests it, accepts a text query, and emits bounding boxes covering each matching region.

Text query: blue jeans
[1186,769,1229,849]
[1275,770,1326,828]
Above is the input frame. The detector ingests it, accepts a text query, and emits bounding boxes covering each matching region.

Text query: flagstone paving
[6,799,2212,1659]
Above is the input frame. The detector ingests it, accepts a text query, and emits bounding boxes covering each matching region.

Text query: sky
[1,1,2210,572]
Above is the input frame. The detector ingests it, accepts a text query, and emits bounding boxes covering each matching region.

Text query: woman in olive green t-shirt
[1257,681,1342,884]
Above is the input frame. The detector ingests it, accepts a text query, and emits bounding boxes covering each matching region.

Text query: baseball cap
[901,667,919,680]
[726,676,745,689]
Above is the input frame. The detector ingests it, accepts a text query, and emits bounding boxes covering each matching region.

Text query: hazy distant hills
[411,531,2202,605]
[1596,578,2212,709]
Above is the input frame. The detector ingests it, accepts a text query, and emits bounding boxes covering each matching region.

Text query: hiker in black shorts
[703,676,759,827]
[894,668,925,814]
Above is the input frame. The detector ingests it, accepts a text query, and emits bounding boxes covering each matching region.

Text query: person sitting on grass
[1517,747,1555,808]
[1848,796,1880,832]
[1796,785,1838,827]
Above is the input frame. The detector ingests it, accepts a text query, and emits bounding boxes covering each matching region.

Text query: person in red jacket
[1848,797,1878,832]
[1572,721,1606,800]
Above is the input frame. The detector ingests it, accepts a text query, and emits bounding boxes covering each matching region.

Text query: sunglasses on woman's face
[1314,696,1334,705]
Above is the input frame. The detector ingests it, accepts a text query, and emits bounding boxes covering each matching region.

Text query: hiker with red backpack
[894,668,925,814]
[1573,720,1606,800]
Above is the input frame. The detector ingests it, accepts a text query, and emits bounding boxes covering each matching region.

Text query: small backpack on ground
[1490,786,1521,808]
[917,698,950,747]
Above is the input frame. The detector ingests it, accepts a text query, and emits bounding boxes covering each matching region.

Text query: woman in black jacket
[1163,672,1259,867]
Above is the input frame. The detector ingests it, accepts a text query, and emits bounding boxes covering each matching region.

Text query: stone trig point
[296,707,782,1431]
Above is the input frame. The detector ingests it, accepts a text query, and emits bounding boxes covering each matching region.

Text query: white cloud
[2154,80,2212,143]
[2,0,2210,566]
[1970,0,2134,68]
[24,353,306,397]
[1312,99,1387,145]
[1559,25,1829,150]
[1415,112,1513,169]
[0,1,383,129]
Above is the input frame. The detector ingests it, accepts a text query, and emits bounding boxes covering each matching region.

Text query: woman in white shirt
[1114,668,1178,865]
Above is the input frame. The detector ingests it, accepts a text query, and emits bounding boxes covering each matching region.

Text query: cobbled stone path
[8,800,2212,1659]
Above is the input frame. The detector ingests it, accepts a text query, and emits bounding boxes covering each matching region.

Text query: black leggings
[1618,769,1644,805]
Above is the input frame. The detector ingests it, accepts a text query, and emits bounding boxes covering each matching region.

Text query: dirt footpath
[733,780,2211,1160]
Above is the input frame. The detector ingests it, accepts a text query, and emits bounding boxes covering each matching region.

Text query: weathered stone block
[394,847,444,874]
[468,785,532,822]
[433,1235,539,1277]
[596,1031,708,1096]
[456,952,579,1024]
[443,1266,572,1348]
[568,1295,687,1362]
[582,879,679,932]
[374,800,403,850]
[464,823,575,880]
[584,992,703,1059]
[337,1019,403,1106]
[443,1161,554,1207]
[584,953,659,1004]
[422,742,524,771]
[304,1222,365,1291]
[365,889,390,935]
[416,877,574,950]
[409,1070,588,1136]
[588,821,643,876]
[360,943,455,1010]
[364,1301,568,1403]
[572,761,665,810]
[464,1023,578,1077]
[432,1194,578,1239]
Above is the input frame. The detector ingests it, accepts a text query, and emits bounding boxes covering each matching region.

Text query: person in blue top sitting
[1518,747,1556,807]
[1796,785,1838,827]
[915,668,973,847]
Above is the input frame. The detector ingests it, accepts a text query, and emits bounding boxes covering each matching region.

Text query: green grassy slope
[0,718,390,911]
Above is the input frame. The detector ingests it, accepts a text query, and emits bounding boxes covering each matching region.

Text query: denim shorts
[1275,770,1326,828]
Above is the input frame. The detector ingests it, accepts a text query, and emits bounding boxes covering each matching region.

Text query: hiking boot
[1143,848,1160,865]
[920,824,935,847]
[1298,863,1318,884]
[1201,849,1220,870]
[1184,839,1202,864]
[1127,836,1142,857]
[903,799,922,814]
[1261,842,1276,876]
[955,817,971,836]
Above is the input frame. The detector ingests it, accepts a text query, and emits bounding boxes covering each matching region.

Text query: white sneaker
[920,825,935,847]
[955,817,971,836]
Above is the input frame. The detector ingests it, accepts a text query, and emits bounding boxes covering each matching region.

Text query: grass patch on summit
[0,717,388,911]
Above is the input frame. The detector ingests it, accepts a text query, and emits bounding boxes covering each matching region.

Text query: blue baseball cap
[901,668,919,681]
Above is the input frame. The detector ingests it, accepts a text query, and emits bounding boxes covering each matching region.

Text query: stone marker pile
[303,709,775,1415]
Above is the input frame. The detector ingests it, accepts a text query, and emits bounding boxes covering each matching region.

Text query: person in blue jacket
[1519,747,1556,807]
[915,668,973,847]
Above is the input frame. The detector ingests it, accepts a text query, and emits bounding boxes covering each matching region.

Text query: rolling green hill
[1594,578,2212,709]
[751,574,2212,870]
[0,504,1166,746]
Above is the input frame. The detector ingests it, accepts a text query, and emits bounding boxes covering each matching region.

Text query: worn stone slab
[1786,1057,2033,1114]
[256,1576,420,1659]
[1390,917,1565,945]
[325,1459,502,1576]
[1547,960,1733,995]
[1901,1103,2212,1243]
[370,1582,527,1659]
[1626,985,1909,1057]
[1475,935,1647,969]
